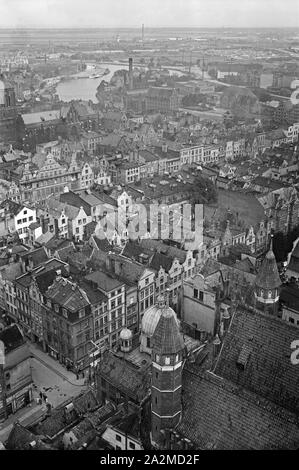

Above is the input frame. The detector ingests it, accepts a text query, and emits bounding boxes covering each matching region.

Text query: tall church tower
[151,295,185,447]
[254,238,281,315]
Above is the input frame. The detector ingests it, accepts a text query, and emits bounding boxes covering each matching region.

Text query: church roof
[254,246,281,290]
[178,369,299,450]
[214,306,299,414]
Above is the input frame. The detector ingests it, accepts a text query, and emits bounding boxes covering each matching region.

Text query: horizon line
[0,26,299,30]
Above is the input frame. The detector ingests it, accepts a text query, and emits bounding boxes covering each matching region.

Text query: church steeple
[254,236,281,315]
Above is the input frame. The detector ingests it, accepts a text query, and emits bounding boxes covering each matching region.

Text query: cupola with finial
[254,235,281,315]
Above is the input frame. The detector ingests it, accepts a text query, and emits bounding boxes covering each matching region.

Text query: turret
[254,237,281,315]
[150,294,185,448]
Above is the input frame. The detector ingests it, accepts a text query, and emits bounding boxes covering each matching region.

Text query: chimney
[114,260,123,276]
[162,142,168,153]
[213,334,221,358]
[128,58,133,91]
[28,255,34,271]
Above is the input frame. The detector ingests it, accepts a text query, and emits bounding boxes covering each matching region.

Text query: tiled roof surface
[140,239,187,264]
[0,324,24,353]
[73,389,99,414]
[214,306,299,414]
[0,198,23,216]
[255,248,281,289]
[92,235,113,253]
[20,246,49,268]
[149,252,173,273]
[152,309,184,355]
[178,369,299,450]
[45,278,90,312]
[79,280,108,305]
[5,423,52,450]
[97,351,151,403]
[34,407,78,439]
[85,270,124,293]
[280,283,299,310]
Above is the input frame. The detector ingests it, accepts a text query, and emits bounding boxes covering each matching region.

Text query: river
[55,62,187,103]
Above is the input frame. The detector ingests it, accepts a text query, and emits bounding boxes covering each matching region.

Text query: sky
[0,0,299,29]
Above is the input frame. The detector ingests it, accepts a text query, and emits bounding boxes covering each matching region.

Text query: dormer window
[155,354,160,363]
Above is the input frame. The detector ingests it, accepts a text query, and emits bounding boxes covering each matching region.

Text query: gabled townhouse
[14,257,68,342]
[0,199,36,244]
[84,270,126,349]
[43,277,93,376]
[80,162,94,189]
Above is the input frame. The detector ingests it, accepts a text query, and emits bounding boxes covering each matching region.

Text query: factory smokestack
[128,57,133,90]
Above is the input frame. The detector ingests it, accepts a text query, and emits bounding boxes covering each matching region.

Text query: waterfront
[55,62,187,102]
[56,63,126,102]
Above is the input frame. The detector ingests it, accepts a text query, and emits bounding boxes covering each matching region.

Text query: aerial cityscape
[0,0,299,453]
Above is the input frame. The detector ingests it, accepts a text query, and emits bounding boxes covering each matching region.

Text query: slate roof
[121,240,151,261]
[149,251,173,273]
[34,406,78,439]
[85,270,124,293]
[97,351,151,403]
[112,412,141,440]
[5,423,52,450]
[214,306,299,414]
[20,246,49,268]
[178,369,299,450]
[152,307,185,355]
[107,254,152,286]
[0,324,24,354]
[79,280,108,306]
[73,389,99,415]
[255,247,281,289]
[140,239,187,264]
[92,235,113,253]
[59,191,91,216]
[45,278,90,312]
[280,283,299,310]
[0,198,23,216]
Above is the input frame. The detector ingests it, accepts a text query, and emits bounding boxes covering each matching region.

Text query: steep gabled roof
[214,306,299,414]
[178,369,299,450]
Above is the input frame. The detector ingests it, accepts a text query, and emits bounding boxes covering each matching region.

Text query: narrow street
[0,342,87,444]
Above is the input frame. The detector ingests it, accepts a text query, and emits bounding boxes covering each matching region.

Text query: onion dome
[255,242,281,290]
[119,327,132,341]
[141,294,179,338]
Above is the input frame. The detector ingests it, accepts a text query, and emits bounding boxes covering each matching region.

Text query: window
[165,357,170,365]
[63,309,68,318]
[129,442,135,450]
[194,288,198,299]
[29,216,33,221]
[17,219,22,225]
[116,434,122,443]
[146,337,151,348]
[155,354,160,362]
[79,309,85,319]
